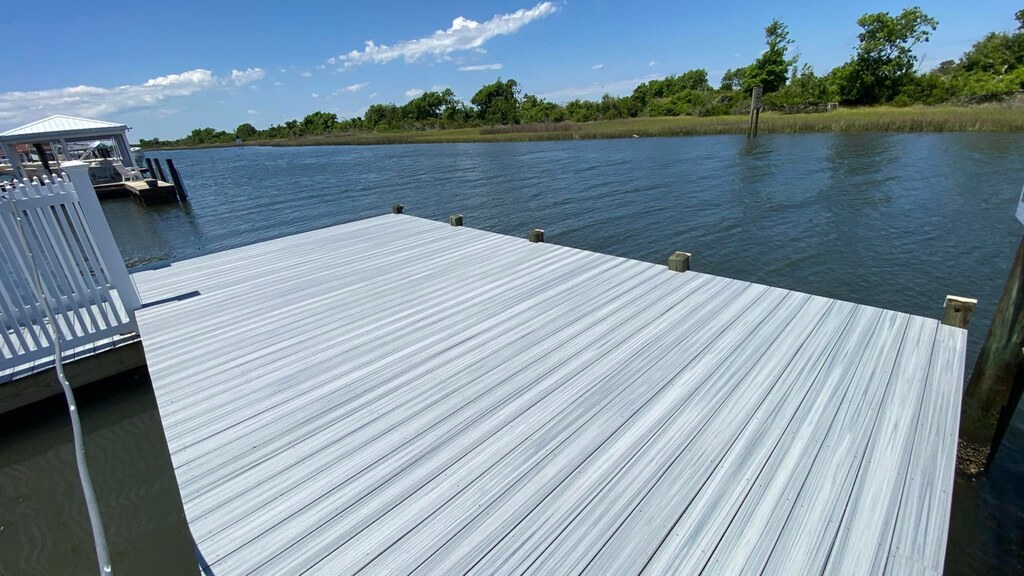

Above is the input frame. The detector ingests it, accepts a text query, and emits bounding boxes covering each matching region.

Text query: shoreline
[143,105,1024,151]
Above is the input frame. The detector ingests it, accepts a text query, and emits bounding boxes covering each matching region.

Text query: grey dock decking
[131,214,967,575]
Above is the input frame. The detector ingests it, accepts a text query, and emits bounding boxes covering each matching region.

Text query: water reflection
[0,369,195,575]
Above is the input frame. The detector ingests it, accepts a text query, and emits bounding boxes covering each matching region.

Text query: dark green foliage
[835,7,938,104]
[471,79,521,125]
[235,123,257,141]
[743,19,798,92]
[142,10,1024,149]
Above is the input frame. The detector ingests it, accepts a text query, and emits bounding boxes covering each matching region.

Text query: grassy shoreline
[146,105,1024,150]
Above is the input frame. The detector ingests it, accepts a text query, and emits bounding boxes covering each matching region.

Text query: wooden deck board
[131,213,967,575]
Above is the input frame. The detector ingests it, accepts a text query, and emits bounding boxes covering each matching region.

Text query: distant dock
[130,213,966,575]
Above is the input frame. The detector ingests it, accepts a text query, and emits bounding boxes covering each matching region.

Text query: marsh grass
[153,105,1024,150]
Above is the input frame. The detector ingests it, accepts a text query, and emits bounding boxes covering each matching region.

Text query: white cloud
[247,109,259,115]
[458,63,503,71]
[592,63,604,70]
[537,75,663,101]
[338,2,556,66]
[316,64,326,70]
[405,88,424,98]
[279,68,287,73]
[344,82,369,92]
[230,67,265,86]
[0,68,217,127]
[648,60,657,66]
[327,57,337,65]
[301,71,313,78]
[368,92,379,98]
[311,92,320,98]
[274,81,284,86]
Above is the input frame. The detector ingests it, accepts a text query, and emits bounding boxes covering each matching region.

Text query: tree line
[140,7,1024,148]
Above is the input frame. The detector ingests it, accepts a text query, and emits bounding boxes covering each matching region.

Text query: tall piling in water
[165,158,188,203]
[959,235,1024,475]
[747,86,763,138]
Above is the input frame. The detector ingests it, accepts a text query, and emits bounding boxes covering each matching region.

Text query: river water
[1,133,1022,573]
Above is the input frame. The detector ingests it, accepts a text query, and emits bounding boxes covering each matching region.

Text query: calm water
[2,133,1022,573]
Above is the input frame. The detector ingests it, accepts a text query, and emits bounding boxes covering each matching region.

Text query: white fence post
[61,161,142,318]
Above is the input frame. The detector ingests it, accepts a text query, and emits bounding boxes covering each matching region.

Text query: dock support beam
[959,235,1024,475]
[668,251,691,273]
[392,204,404,214]
[449,214,463,227]
[528,229,544,243]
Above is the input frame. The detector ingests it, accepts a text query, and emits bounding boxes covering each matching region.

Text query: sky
[1,0,1018,139]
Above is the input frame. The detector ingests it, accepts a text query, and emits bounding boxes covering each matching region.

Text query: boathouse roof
[0,115,128,143]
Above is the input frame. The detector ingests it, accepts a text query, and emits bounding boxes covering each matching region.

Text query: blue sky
[2,0,1017,139]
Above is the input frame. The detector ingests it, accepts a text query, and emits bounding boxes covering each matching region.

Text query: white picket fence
[0,167,139,372]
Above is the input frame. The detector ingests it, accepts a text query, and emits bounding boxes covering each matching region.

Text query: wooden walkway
[132,214,967,575]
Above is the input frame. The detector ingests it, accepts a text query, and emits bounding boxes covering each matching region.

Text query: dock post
[959,235,1024,475]
[747,86,763,138]
[528,229,544,243]
[145,157,156,179]
[392,204,404,214]
[449,214,463,227]
[153,158,168,182]
[942,296,977,329]
[668,251,691,272]
[165,158,188,203]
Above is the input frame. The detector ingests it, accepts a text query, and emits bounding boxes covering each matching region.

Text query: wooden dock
[132,214,967,575]
[94,179,179,204]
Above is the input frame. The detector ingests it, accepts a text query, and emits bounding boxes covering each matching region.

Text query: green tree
[520,94,566,123]
[235,123,258,141]
[471,78,521,125]
[719,68,745,91]
[743,19,798,92]
[836,6,938,104]
[300,111,338,135]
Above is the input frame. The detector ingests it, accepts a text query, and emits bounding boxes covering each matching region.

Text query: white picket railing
[0,165,139,372]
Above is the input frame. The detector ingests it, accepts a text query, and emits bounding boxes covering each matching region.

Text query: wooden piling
[165,158,188,202]
[145,157,156,178]
[668,251,691,273]
[942,296,977,329]
[748,86,763,138]
[958,235,1024,475]
[392,204,404,214]
[528,229,544,243]
[153,158,168,182]
[449,214,464,227]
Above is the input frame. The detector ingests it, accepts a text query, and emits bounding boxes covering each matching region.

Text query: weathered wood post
[943,296,977,329]
[528,229,544,243]
[145,157,156,178]
[392,204,404,214]
[449,214,463,227]
[747,86,763,138]
[165,158,188,203]
[668,251,691,272]
[153,158,168,182]
[958,234,1024,475]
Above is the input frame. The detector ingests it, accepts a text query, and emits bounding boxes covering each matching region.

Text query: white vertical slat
[0,172,136,370]
[16,179,83,341]
[39,175,117,330]
[0,191,53,352]
[62,162,141,319]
